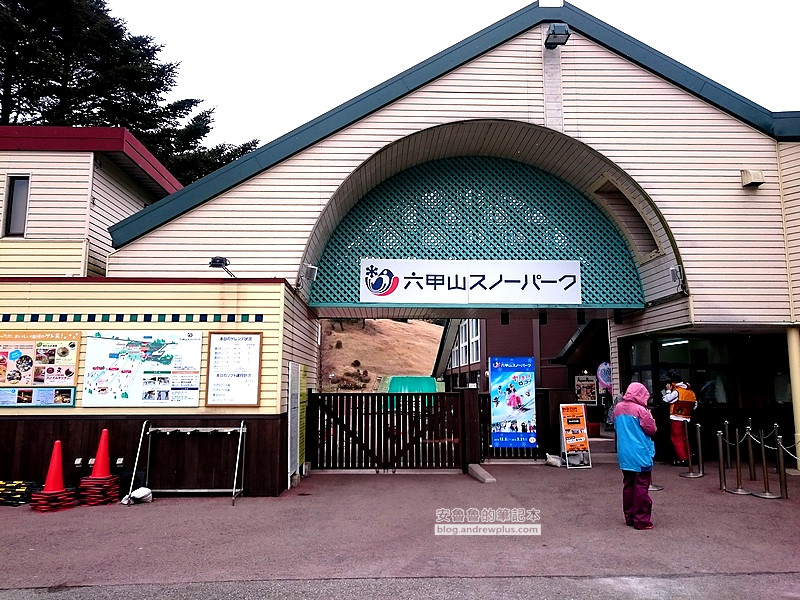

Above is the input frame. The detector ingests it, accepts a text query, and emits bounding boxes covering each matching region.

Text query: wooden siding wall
[0,414,288,497]
[0,281,285,415]
[108,30,786,328]
[89,155,152,276]
[0,239,86,276]
[280,287,319,411]
[562,35,787,324]
[781,142,800,317]
[0,150,91,239]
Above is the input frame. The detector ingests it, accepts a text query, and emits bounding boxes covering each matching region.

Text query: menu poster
[0,331,80,407]
[574,375,598,405]
[206,333,262,406]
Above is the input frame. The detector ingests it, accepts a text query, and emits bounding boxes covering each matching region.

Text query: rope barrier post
[717,431,726,491]
[752,430,780,499]
[723,420,731,468]
[649,478,664,492]
[725,427,751,495]
[777,436,789,500]
[774,424,780,474]
[680,422,704,478]
[746,426,756,481]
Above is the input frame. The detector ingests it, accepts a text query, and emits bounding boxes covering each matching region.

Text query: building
[2,1,800,492]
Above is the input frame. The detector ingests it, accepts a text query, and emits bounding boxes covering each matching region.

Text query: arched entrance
[300,120,683,470]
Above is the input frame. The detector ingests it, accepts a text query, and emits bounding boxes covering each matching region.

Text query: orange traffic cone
[43,440,65,493]
[90,429,111,478]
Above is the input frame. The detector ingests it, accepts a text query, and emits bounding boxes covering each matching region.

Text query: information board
[560,403,592,469]
[0,331,81,407]
[206,332,262,406]
[83,330,201,408]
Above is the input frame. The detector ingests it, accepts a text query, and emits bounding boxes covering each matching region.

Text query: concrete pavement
[1,460,799,599]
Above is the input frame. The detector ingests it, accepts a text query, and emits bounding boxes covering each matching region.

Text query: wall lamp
[209,256,236,278]
[544,23,571,49]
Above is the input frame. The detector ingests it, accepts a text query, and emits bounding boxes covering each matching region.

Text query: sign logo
[364,265,399,297]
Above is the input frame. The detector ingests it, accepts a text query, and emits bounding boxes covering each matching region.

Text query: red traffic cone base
[90,429,111,478]
[43,440,65,493]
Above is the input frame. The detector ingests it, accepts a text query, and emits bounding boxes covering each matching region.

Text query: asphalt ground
[1,459,799,599]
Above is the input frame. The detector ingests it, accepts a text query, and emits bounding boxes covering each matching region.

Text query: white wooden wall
[781,142,800,319]
[89,155,151,276]
[0,150,91,239]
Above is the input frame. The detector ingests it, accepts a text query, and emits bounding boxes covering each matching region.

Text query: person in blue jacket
[612,381,658,530]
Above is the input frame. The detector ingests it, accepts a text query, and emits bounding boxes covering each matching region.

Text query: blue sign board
[489,356,537,448]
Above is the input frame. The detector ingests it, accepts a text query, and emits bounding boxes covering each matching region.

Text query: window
[459,320,469,365]
[468,319,480,364]
[4,176,29,236]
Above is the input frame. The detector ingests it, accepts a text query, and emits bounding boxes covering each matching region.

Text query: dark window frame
[4,175,30,237]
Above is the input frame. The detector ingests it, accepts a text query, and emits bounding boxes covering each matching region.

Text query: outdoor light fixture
[302,263,319,282]
[577,309,586,325]
[539,310,548,326]
[544,22,571,49]
[500,310,510,326]
[209,256,236,278]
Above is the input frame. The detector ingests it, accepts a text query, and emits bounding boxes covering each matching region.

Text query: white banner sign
[360,260,581,305]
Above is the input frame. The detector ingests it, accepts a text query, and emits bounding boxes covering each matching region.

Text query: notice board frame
[205,332,262,407]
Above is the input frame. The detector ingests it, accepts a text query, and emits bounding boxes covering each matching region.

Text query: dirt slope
[320,319,444,391]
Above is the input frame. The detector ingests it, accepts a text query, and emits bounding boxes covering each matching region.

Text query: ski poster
[489,356,536,448]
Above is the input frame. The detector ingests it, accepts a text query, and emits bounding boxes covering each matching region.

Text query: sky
[106,0,800,148]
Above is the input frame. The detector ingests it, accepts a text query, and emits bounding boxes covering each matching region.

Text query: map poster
[0,331,80,407]
[575,375,598,405]
[206,332,262,406]
[489,356,537,448]
[83,330,201,408]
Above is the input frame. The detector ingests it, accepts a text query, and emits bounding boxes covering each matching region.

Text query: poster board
[574,375,598,405]
[83,330,201,408]
[560,403,592,468]
[488,356,537,448]
[0,331,81,407]
[206,332,262,406]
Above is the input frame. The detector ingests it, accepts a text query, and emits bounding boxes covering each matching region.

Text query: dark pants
[670,420,690,460]
[622,470,652,529]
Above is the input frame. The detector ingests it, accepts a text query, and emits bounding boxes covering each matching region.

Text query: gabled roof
[109,0,800,249]
[0,126,181,198]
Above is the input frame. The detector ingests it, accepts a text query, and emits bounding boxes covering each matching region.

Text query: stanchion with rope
[777,436,789,499]
[746,425,756,481]
[752,430,780,499]
[725,427,751,495]
[680,422,704,479]
[723,420,731,469]
[717,431,727,491]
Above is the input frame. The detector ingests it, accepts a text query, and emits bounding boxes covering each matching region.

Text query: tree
[0,0,257,184]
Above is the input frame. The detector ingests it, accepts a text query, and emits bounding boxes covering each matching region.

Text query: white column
[786,327,800,470]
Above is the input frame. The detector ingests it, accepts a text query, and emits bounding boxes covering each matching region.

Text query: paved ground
[1,459,799,599]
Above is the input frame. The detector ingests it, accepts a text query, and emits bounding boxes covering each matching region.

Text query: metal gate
[307,392,463,470]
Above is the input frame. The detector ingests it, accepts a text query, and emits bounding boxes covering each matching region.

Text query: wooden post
[460,388,481,473]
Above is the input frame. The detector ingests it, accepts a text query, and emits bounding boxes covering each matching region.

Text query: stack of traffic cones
[30,440,76,512]
[78,429,120,505]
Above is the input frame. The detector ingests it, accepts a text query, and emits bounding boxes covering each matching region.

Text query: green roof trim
[109,1,799,249]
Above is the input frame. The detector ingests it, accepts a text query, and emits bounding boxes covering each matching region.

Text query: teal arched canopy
[310,156,644,309]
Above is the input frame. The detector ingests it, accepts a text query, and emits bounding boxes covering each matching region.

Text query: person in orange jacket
[662,374,697,466]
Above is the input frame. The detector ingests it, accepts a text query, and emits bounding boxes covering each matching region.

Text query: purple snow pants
[622,470,653,529]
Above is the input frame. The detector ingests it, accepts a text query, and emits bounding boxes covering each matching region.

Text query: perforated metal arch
[310,156,643,308]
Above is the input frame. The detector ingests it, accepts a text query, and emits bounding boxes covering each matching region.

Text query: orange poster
[560,403,589,452]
